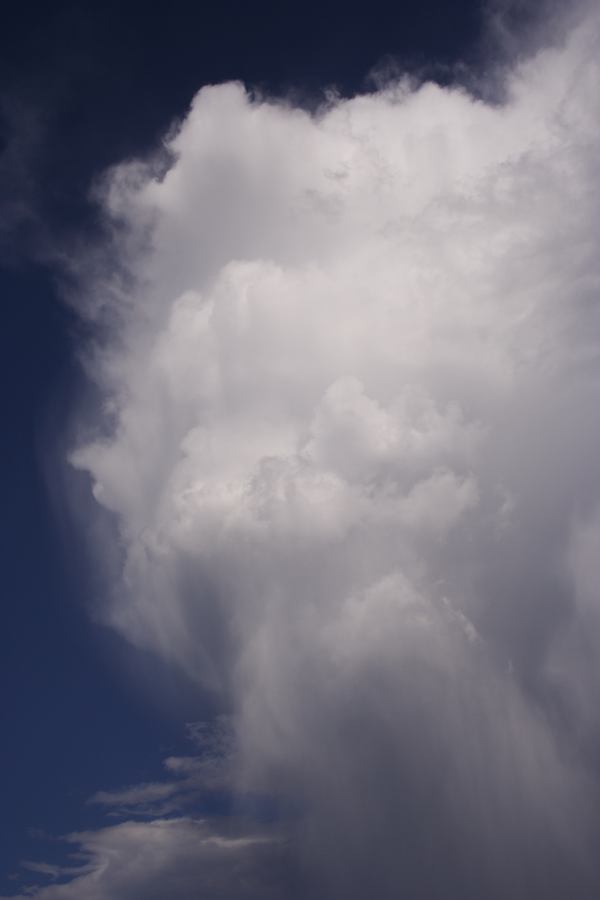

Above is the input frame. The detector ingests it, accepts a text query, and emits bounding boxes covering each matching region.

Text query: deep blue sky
[1,0,484,890]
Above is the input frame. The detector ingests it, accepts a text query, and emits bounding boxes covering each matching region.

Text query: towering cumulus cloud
[44,5,600,898]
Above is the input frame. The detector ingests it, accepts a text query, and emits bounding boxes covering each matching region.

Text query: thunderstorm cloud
[14,4,600,897]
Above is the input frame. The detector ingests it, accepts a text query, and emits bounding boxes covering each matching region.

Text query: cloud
[4,819,293,900]
[39,2,600,897]
[88,718,236,817]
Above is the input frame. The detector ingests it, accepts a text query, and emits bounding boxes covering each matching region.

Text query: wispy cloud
[4,819,291,900]
[88,719,235,817]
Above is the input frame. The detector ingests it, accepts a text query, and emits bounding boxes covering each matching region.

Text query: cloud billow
[24,6,600,897]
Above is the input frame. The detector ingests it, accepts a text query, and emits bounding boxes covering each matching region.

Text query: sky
[3,1,600,897]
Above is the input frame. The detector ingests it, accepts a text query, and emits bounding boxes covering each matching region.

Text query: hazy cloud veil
[23,3,600,897]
